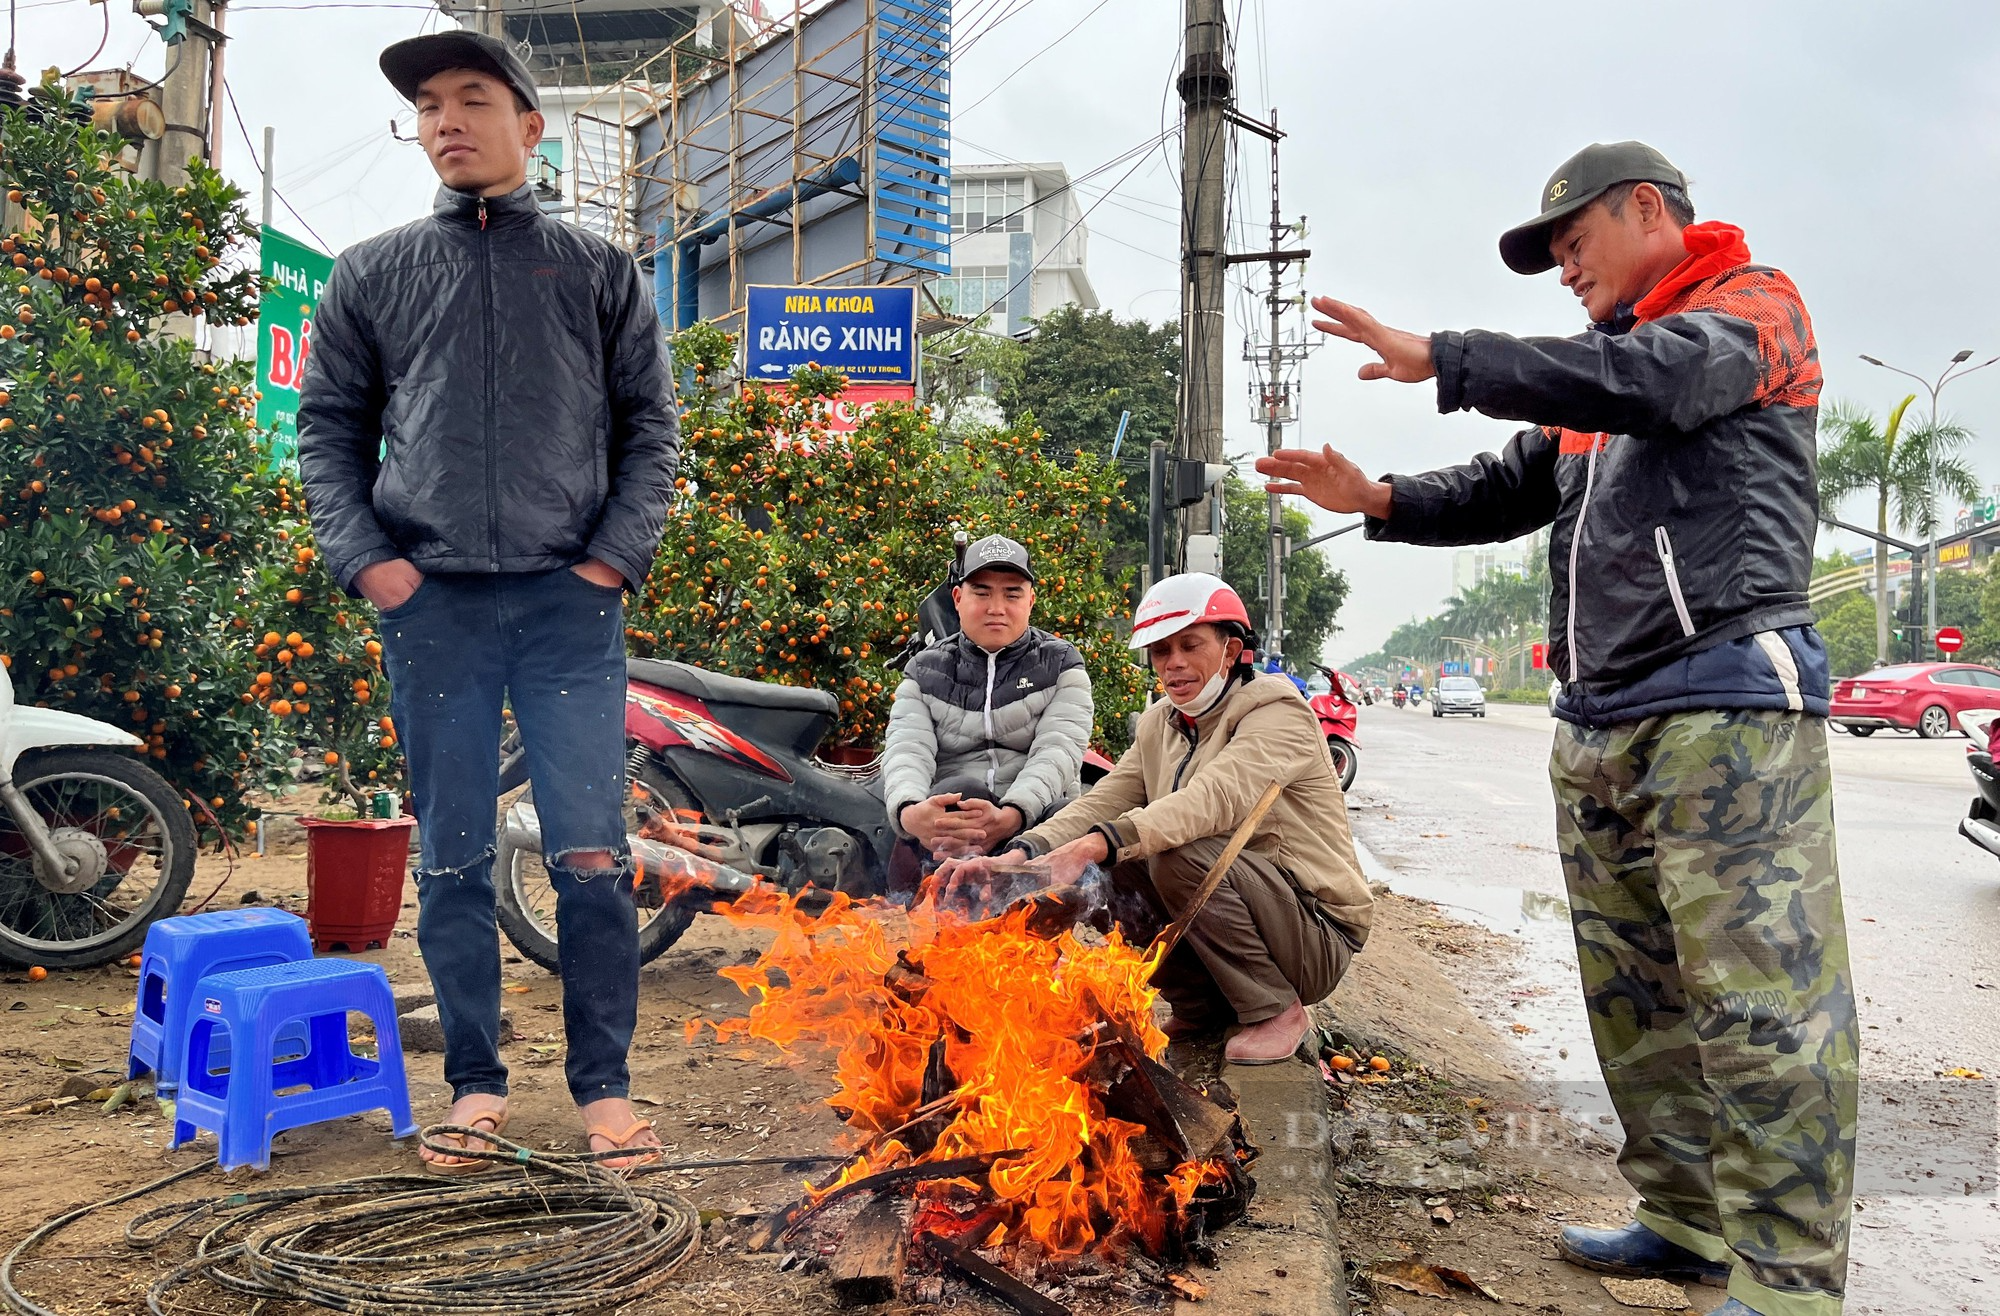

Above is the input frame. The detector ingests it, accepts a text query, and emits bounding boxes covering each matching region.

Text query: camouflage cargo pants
[1550,709,1858,1316]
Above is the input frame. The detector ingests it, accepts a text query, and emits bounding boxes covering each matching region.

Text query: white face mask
[1166,648,1237,718]
[1167,669,1230,718]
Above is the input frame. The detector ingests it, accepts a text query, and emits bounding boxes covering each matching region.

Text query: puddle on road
[1355,840,1618,1130]
[1355,841,2000,1313]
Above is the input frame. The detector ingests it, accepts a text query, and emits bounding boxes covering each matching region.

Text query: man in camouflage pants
[1259,142,1858,1316]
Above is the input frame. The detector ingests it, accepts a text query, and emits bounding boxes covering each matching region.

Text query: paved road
[1345,698,2000,1314]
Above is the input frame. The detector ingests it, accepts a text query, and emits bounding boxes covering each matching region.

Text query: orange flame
[694,884,1193,1255]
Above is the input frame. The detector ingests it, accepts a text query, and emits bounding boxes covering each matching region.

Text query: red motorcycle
[1309,665,1361,791]
[490,540,1113,971]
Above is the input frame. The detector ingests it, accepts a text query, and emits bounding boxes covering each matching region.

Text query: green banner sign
[254,226,335,465]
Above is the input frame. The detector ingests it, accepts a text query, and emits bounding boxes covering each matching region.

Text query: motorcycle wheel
[1327,737,1359,792]
[1847,726,1876,738]
[494,760,697,974]
[0,749,196,969]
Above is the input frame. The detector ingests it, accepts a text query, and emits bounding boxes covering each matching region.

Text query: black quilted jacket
[1366,223,1822,694]
[297,184,679,595]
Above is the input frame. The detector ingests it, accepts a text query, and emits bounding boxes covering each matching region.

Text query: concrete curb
[1172,1047,1344,1316]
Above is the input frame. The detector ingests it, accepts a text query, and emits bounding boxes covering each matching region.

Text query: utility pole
[1177,0,1232,543]
[474,1,509,39]
[1225,111,1310,652]
[260,125,275,228]
[149,0,225,187]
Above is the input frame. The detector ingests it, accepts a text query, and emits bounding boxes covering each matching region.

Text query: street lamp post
[1858,349,2000,649]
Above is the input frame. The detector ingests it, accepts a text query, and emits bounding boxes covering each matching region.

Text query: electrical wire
[953,127,1169,328]
[0,1127,756,1316]
[954,0,1109,118]
[224,81,334,252]
[59,0,107,77]
[87,43,182,98]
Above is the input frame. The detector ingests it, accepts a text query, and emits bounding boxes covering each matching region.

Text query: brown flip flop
[422,1107,510,1176]
[584,1117,663,1173]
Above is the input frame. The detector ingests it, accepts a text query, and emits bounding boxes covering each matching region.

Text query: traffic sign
[1937,626,1966,654]
[745,284,917,384]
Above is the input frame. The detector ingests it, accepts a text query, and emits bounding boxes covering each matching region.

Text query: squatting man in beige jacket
[937,573,1372,1063]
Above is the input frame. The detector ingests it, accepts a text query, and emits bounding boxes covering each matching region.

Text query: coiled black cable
[0,1125,845,1316]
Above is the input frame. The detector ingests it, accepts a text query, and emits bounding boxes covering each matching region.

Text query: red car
[1831,662,2000,739]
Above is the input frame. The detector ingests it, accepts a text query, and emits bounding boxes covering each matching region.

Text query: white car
[1433,676,1487,718]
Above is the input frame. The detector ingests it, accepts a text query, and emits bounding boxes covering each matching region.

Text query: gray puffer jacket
[883,628,1094,837]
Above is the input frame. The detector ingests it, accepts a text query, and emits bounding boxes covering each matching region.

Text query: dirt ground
[0,801,1710,1316]
[1321,891,1733,1316]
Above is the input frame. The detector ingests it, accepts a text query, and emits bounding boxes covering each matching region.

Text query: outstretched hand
[1256,444,1392,519]
[1310,296,1435,384]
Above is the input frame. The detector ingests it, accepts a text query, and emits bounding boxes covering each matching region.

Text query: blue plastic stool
[129,909,314,1097]
[170,959,417,1172]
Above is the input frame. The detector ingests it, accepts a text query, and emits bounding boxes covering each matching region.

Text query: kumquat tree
[236,486,404,817]
[0,84,398,833]
[0,88,274,834]
[632,326,1148,751]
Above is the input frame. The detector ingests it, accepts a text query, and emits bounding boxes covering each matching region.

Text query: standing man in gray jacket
[297,31,677,1173]
[883,536,1094,884]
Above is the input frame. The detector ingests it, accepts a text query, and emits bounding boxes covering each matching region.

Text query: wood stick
[828,1196,909,1307]
[919,1231,1073,1316]
[1148,780,1285,962]
[748,1150,1022,1250]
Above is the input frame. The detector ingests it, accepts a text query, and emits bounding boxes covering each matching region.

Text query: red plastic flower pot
[300,816,418,952]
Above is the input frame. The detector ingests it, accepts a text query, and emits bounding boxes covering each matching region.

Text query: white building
[931,163,1098,337]
[433,1,745,237]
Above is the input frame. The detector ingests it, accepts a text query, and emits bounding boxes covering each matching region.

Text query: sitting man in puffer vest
[882,535,1095,889]
[936,574,1373,1064]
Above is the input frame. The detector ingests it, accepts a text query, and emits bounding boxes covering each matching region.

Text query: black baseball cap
[1498,141,1687,275]
[380,30,541,112]
[961,535,1035,583]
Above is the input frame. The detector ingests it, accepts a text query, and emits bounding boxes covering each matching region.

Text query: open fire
[676,856,1256,1306]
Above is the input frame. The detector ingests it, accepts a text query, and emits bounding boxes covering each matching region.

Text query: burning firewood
[920,1232,1073,1316]
[828,1196,911,1308]
[691,869,1259,1305]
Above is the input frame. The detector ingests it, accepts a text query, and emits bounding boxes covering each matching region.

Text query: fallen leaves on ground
[1941,1066,1987,1080]
[1369,1259,1501,1302]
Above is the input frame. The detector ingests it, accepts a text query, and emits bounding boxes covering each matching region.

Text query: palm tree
[1818,398,1981,664]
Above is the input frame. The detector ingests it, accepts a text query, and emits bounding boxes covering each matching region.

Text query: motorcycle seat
[626,658,838,718]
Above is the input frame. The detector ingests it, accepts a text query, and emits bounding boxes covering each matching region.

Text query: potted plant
[243,516,412,951]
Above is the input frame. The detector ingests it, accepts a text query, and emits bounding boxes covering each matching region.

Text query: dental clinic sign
[254,226,335,463]
[744,283,917,384]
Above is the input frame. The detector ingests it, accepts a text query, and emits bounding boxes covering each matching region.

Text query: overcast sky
[30,0,2000,663]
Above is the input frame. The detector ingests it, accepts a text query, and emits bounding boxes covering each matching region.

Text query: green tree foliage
[0,94,296,833]
[1819,396,1981,665]
[920,318,1025,439]
[1217,475,1348,665]
[999,306,1178,574]
[1353,552,1551,684]
[1814,592,1878,680]
[631,335,1149,751]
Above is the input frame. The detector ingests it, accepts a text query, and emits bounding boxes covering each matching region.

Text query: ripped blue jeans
[379,566,636,1105]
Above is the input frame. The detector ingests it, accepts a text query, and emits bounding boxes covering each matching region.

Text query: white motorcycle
[0,659,196,968]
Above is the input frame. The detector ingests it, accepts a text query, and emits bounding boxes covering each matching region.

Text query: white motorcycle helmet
[1129,573,1257,655]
